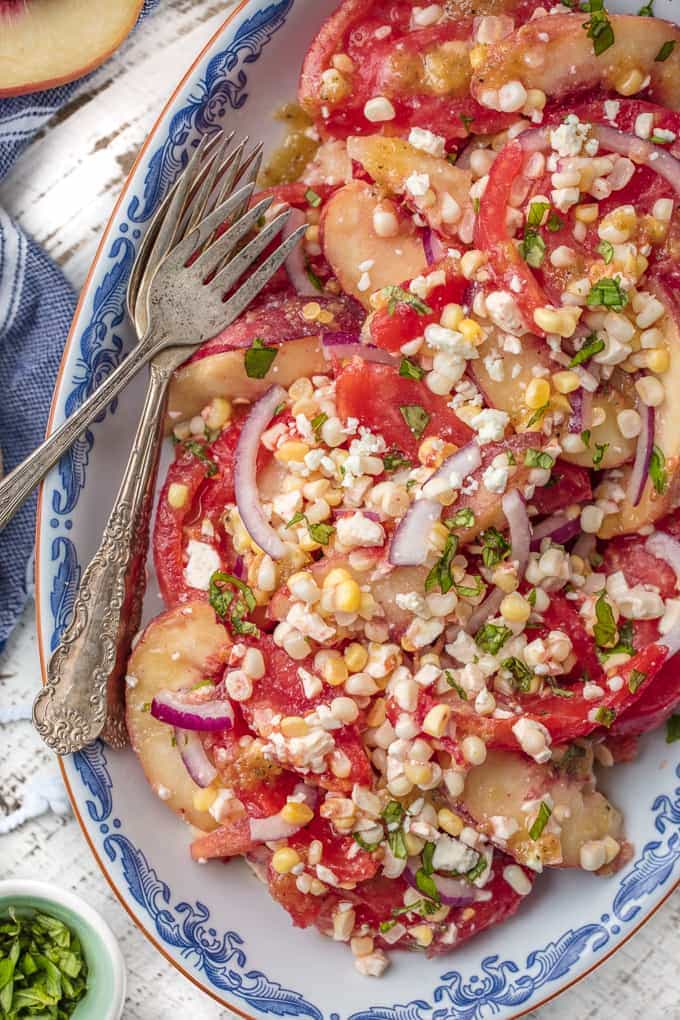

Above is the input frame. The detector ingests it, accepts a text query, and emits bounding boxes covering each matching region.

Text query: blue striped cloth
[0,0,158,650]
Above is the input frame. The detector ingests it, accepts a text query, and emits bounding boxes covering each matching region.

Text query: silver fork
[32,134,306,755]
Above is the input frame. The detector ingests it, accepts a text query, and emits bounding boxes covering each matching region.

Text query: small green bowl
[0,880,126,1020]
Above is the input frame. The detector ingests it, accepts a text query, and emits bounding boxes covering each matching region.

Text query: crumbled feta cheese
[183,540,221,591]
[482,463,509,494]
[470,408,509,443]
[405,171,430,198]
[432,835,479,873]
[408,127,446,158]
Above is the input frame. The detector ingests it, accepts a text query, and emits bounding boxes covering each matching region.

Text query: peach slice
[320,179,428,308]
[0,0,144,96]
[471,13,680,111]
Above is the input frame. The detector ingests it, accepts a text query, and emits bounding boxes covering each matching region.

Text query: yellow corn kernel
[275,441,310,463]
[524,377,551,410]
[281,801,315,826]
[335,578,362,613]
[419,652,441,667]
[403,761,434,787]
[305,224,320,245]
[358,591,378,619]
[280,716,309,738]
[322,567,352,589]
[325,488,344,507]
[550,393,573,415]
[301,300,322,321]
[440,303,464,330]
[574,203,599,224]
[647,347,670,374]
[193,786,218,812]
[366,697,386,728]
[500,591,531,623]
[319,68,350,103]
[491,565,519,593]
[332,52,355,74]
[350,936,374,957]
[458,317,484,344]
[298,532,322,553]
[344,642,369,673]
[615,68,645,97]
[422,704,451,739]
[552,370,580,394]
[430,521,451,552]
[533,306,580,338]
[410,924,434,948]
[318,309,334,325]
[288,377,313,401]
[204,396,232,431]
[167,482,188,509]
[469,44,487,69]
[404,831,425,856]
[322,653,349,687]
[438,808,464,837]
[271,848,301,874]
[525,88,546,112]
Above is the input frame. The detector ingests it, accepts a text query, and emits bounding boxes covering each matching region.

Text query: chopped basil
[245,336,278,379]
[581,428,592,447]
[666,714,680,743]
[285,510,306,529]
[597,239,614,264]
[527,588,537,607]
[480,526,510,568]
[628,668,646,694]
[475,622,512,655]
[586,276,627,310]
[472,197,481,215]
[593,591,617,648]
[520,228,546,269]
[556,742,587,774]
[273,401,286,416]
[651,133,672,145]
[650,445,668,494]
[444,670,468,700]
[527,402,549,427]
[547,679,575,698]
[209,570,259,638]
[465,853,488,883]
[546,212,564,232]
[382,801,404,826]
[637,0,654,14]
[414,869,440,904]
[399,404,430,438]
[387,827,408,860]
[459,114,474,132]
[311,411,328,439]
[305,187,322,207]
[454,575,485,599]
[399,357,425,381]
[525,448,555,470]
[582,0,615,56]
[383,449,412,472]
[592,442,609,467]
[181,439,217,477]
[527,201,549,228]
[569,332,605,367]
[308,521,335,545]
[424,534,458,594]
[379,919,397,933]
[655,39,676,61]
[305,262,324,292]
[501,657,535,693]
[528,801,552,840]
[353,832,380,852]
[384,285,432,317]
[421,842,436,876]
[605,618,635,658]
[445,507,475,530]
[595,706,616,728]
[0,908,88,1018]
[391,898,438,919]
[446,152,458,165]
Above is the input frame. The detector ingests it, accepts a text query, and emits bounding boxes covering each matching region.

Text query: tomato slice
[369,265,468,353]
[335,359,473,459]
[612,653,680,738]
[531,460,591,516]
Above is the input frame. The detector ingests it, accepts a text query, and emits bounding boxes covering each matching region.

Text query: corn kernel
[440,303,464,330]
[458,317,484,343]
[525,377,551,410]
[366,697,386,728]
[404,831,425,856]
[647,347,670,374]
[351,936,374,957]
[403,761,434,787]
[193,786,218,812]
[469,44,487,69]
[552,370,580,394]
[500,592,531,623]
[615,68,645,97]
[533,306,580,338]
[271,847,301,874]
[204,396,232,431]
[275,441,310,463]
[281,801,315,826]
[344,642,369,673]
[280,716,309,738]
[419,652,441,667]
[430,521,450,551]
[335,578,362,612]
[323,567,352,589]
[167,482,188,509]
[321,652,348,687]
[410,924,434,948]
[438,807,464,837]
[422,704,451,738]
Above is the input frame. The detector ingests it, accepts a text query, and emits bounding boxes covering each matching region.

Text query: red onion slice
[322,335,396,365]
[429,441,482,488]
[151,691,235,732]
[422,228,445,266]
[466,586,505,634]
[626,404,655,508]
[389,498,442,566]
[404,863,477,907]
[502,488,530,577]
[646,531,680,578]
[567,388,593,434]
[235,385,288,559]
[175,728,218,788]
[282,208,320,296]
[590,125,680,198]
[530,513,581,551]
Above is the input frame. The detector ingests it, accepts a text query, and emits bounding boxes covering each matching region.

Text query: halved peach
[0,0,143,96]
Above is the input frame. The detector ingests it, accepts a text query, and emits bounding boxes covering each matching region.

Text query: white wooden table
[0,2,678,1017]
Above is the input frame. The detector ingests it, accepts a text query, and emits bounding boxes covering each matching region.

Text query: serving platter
[35,0,680,1016]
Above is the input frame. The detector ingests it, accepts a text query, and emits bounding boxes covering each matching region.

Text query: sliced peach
[126,602,232,832]
[320,179,428,308]
[346,136,472,240]
[471,13,680,111]
[460,749,623,869]
[301,139,352,188]
[166,336,327,431]
[558,379,636,472]
[0,0,143,96]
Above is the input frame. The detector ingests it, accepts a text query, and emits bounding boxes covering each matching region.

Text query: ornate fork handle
[32,350,187,754]
[0,328,168,532]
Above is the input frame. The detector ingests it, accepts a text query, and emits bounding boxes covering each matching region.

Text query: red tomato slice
[290,817,378,884]
[602,534,677,601]
[335,359,473,459]
[612,653,680,738]
[531,460,591,516]
[369,265,468,353]
[190,817,252,861]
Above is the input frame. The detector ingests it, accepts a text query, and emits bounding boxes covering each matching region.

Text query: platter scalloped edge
[35,1,680,1017]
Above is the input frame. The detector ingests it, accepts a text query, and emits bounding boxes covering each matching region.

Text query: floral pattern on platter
[41,0,680,1016]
